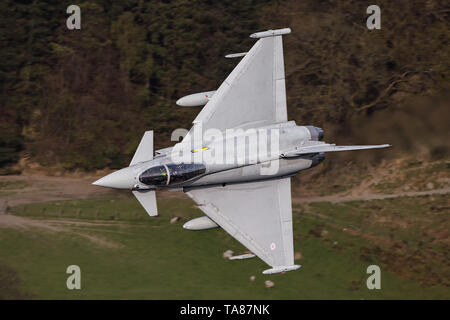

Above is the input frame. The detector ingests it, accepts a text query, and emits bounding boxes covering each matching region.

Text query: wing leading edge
[186,177,300,274]
[282,143,391,157]
[183,28,290,143]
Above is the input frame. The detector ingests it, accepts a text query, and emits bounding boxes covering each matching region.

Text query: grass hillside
[0,193,448,299]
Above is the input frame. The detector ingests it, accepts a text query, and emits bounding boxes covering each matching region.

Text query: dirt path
[293,187,450,204]
[0,214,123,249]
[1,174,449,208]
[0,171,450,211]
[0,174,118,207]
[0,214,63,231]
[0,174,188,208]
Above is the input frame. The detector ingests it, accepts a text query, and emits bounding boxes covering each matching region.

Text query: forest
[1,0,448,172]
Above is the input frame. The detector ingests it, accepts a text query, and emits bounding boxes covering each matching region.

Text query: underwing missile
[183,216,219,230]
[176,90,216,107]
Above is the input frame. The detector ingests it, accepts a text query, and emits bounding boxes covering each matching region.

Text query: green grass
[0,194,448,299]
[298,195,450,288]
[0,180,29,190]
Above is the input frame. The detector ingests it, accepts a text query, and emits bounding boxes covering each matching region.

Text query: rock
[294,252,303,260]
[333,241,338,246]
[265,280,275,288]
[250,275,256,281]
[223,250,234,259]
[320,229,329,237]
[403,185,410,191]
[426,182,434,190]
[0,201,9,214]
[170,216,180,224]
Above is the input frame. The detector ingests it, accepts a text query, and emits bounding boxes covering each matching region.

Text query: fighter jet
[93,28,390,274]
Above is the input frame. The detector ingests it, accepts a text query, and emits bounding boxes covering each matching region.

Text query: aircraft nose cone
[92,167,135,189]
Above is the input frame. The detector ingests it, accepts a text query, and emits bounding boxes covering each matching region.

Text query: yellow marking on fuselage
[191,147,209,153]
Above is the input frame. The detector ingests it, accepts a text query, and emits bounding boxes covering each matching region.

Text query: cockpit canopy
[139,163,206,187]
[139,165,167,187]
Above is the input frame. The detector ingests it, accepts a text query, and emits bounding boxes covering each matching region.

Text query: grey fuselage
[126,121,324,191]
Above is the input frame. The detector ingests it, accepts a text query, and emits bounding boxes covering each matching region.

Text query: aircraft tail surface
[130,130,158,216]
[130,130,154,166]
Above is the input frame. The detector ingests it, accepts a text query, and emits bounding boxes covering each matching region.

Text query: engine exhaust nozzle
[305,126,324,141]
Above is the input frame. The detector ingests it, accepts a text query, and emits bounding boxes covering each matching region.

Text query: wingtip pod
[250,27,291,39]
[262,264,301,275]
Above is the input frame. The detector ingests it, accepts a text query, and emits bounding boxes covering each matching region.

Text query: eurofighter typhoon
[93,28,390,274]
